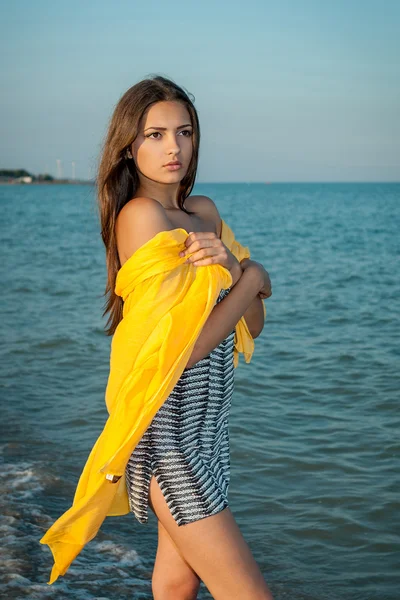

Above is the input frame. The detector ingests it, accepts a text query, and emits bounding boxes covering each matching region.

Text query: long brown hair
[96,74,201,336]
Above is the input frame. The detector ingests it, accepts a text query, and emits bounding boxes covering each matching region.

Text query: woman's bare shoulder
[185,195,222,237]
[116,197,173,264]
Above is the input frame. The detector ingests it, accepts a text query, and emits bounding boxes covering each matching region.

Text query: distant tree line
[0,169,54,180]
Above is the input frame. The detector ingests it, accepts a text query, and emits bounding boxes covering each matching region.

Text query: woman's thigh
[148,474,274,600]
[148,476,201,598]
[152,518,201,598]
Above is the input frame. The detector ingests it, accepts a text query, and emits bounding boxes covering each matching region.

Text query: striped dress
[125,287,235,526]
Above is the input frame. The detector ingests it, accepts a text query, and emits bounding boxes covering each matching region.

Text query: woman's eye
[146,130,192,139]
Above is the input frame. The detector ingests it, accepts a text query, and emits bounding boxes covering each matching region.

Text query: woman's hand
[179,231,239,275]
[240,258,272,299]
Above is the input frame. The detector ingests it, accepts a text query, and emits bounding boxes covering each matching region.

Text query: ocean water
[0,182,399,600]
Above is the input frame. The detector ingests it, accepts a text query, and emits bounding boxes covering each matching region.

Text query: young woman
[97,75,273,600]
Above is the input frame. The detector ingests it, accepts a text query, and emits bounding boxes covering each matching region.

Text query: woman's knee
[148,475,274,599]
[152,574,200,600]
[151,489,201,600]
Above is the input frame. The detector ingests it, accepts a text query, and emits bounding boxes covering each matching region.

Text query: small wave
[0,446,152,598]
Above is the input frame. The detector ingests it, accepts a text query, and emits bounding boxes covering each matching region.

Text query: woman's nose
[165,134,181,152]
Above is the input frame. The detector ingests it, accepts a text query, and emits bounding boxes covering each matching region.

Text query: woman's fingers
[180,232,219,257]
[185,246,219,264]
[178,231,233,268]
[188,256,218,266]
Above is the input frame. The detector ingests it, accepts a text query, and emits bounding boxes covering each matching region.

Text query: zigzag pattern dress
[125,287,235,526]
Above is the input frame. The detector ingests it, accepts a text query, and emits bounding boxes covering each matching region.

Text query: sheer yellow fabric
[39,219,266,584]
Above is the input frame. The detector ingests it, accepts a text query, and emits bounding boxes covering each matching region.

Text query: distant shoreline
[0,180,398,186]
[0,180,94,185]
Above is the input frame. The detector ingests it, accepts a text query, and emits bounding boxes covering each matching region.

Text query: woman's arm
[239,258,268,339]
[182,195,268,345]
[227,259,266,339]
[241,294,265,339]
[185,265,263,369]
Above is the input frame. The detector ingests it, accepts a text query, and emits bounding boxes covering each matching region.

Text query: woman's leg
[148,474,274,600]
[152,519,201,599]
[148,478,201,600]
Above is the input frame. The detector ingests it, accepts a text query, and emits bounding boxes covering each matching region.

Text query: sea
[0,182,399,600]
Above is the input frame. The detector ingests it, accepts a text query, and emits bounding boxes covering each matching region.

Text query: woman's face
[131,100,193,184]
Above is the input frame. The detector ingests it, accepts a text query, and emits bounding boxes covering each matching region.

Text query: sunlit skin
[130,100,193,209]
[128,101,250,283]
[124,102,274,600]
[128,100,272,300]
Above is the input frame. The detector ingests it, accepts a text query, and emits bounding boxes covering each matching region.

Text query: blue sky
[1,0,399,182]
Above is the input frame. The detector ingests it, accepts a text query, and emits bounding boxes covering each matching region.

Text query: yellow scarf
[39,219,266,585]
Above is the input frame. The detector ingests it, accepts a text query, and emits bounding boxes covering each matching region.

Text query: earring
[126,148,133,159]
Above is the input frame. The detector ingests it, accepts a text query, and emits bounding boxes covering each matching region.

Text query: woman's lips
[164,164,182,170]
